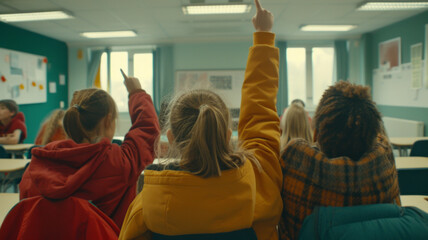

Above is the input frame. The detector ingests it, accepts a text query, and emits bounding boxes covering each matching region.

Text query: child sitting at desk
[279,81,400,240]
[35,109,67,145]
[0,99,27,144]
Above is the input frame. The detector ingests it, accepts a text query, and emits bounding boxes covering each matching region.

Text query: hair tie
[73,104,82,112]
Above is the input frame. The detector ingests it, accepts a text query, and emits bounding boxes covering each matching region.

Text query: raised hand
[121,69,142,94]
[252,0,273,32]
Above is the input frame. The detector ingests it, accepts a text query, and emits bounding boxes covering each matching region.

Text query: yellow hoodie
[119,32,282,240]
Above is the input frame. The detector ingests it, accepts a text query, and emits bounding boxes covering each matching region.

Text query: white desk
[3,144,34,159]
[0,159,30,192]
[401,195,428,213]
[395,157,428,169]
[390,137,428,157]
[0,193,19,224]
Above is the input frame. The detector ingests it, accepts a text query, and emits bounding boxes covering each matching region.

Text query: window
[100,51,153,112]
[287,46,334,108]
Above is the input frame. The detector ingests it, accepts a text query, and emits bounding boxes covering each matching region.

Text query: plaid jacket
[279,135,400,240]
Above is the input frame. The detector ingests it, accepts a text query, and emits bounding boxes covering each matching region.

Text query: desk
[395,157,428,169]
[3,144,34,159]
[0,159,30,192]
[390,137,428,157]
[0,193,19,224]
[401,195,428,213]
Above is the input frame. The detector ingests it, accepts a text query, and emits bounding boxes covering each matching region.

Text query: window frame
[287,41,334,111]
[101,47,154,113]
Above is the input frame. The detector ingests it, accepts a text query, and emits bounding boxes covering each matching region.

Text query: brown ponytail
[63,88,117,143]
[165,89,254,178]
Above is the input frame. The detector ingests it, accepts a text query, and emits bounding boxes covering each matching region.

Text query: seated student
[279,81,401,240]
[119,1,282,239]
[0,99,27,144]
[19,75,160,228]
[280,103,312,152]
[35,109,67,145]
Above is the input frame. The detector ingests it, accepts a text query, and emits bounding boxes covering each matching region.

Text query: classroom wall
[157,40,252,106]
[0,22,68,143]
[365,10,428,136]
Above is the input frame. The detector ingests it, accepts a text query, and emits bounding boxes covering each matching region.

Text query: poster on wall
[425,24,428,88]
[379,37,401,74]
[175,70,244,109]
[411,43,423,89]
[0,48,47,104]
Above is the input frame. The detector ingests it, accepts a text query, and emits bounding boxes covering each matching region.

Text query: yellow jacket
[119,32,281,240]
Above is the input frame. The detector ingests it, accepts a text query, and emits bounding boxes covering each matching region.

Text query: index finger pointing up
[255,0,262,12]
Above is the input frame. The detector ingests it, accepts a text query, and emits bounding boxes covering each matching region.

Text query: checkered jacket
[279,135,400,240]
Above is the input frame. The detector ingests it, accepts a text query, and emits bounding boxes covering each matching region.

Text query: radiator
[383,117,424,137]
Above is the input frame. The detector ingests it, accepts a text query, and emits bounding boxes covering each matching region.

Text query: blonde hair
[39,109,66,145]
[161,89,255,178]
[280,103,313,152]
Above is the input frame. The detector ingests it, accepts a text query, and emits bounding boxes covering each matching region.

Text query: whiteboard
[0,48,47,104]
[373,61,428,108]
[175,70,244,109]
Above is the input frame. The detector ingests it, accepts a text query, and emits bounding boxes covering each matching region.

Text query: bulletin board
[175,70,245,109]
[0,48,47,104]
[373,61,428,108]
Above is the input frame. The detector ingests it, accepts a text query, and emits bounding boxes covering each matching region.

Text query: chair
[0,145,11,158]
[397,168,428,195]
[0,196,119,240]
[112,139,123,146]
[152,228,257,240]
[25,145,43,159]
[410,140,428,157]
[298,204,428,240]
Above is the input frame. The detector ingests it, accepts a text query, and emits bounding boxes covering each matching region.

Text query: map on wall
[0,48,47,104]
[175,70,244,109]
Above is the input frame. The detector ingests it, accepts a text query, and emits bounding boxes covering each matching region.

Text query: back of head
[314,81,381,160]
[291,99,305,108]
[280,103,312,150]
[40,109,66,145]
[0,99,18,117]
[64,89,117,143]
[166,89,246,178]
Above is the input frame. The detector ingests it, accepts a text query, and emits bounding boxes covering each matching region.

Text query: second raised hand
[121,69,142,94]
[252,0,273,32]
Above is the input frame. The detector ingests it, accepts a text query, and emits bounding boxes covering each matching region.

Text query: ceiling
[0,0,427,47]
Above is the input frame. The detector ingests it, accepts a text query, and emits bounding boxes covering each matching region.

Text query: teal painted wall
[366,10,428,136]
[0,22,68,143]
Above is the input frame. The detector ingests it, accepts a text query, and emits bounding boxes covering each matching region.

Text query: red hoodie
[0,112,27,143]
[19,90,160,228]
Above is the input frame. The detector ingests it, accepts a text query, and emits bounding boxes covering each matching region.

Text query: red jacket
[19,90,160,227]
[0,196,120,240]
[0,112,27,143]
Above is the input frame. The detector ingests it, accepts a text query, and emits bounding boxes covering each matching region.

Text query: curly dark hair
[314,81,382,160]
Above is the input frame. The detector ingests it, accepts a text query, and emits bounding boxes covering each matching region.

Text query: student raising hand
[121,69,142,94]
[252,0,273,32]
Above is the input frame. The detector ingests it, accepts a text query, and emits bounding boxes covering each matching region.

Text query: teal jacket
[299,204,428,240]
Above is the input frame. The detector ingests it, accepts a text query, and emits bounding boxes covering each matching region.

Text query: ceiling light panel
[0,11,73,22]
[357,2,428,11]
[183,4,251,15]
[81,31,137,38]
[300,25,357,32]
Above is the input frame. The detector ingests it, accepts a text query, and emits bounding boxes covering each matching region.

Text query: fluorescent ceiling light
[81,31,137,38]
[357,2,428,11]
[0,11,73,22]
[182,4,251,15]
[300,25,356,32]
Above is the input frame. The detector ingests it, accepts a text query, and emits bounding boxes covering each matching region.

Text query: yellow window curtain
[94,65,101,88]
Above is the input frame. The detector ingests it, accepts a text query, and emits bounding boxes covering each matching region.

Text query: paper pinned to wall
[411,43,423,89]
[0,48,47,104]
[425,24,428,88]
